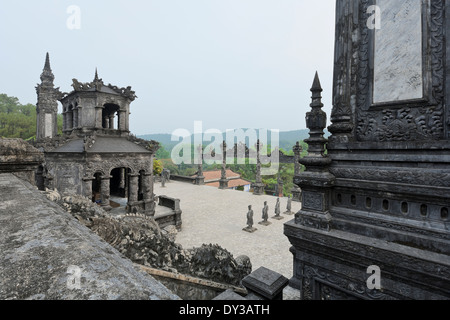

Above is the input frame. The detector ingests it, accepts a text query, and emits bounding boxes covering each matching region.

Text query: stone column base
[253,183,265,195]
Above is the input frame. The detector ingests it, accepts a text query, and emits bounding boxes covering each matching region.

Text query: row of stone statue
[243,196,293,233]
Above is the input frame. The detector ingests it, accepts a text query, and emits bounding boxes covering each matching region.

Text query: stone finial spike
[311,71,322,91]
[40,52,55,84]
[44,52,51,71]
[311,71,323,102]
[94,68,99,81]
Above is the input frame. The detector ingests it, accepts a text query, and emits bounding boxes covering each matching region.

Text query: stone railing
[169,174,196,184]
[156,195,182,231]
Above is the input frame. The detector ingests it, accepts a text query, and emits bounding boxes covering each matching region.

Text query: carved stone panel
[373,0,423,104]
[356,0,445,142]
[303,191,324,211]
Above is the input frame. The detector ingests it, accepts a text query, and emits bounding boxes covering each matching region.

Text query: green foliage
[0,93,63,140]
[153,159,164,175]
[155,144,171,160]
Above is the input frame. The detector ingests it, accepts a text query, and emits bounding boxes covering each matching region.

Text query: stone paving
[153,180,302,279]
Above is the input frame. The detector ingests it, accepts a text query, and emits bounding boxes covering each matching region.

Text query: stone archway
[102,103,120,130]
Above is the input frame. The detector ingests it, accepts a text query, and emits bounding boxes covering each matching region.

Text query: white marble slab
[373,0,423,104]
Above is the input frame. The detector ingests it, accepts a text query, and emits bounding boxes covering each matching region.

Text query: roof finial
[40,52,54,84]
[44,52,51,71]
[94,68,99,81]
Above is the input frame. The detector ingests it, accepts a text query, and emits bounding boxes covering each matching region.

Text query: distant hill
[138,129,329,153]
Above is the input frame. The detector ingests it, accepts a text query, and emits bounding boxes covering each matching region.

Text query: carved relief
[356,0,445,142]
[303,265,392,300]
[85,157,152,178]
[303,192,324,211]
[330,167,450,188]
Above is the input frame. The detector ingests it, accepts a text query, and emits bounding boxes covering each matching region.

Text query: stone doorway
[110,167,131,212]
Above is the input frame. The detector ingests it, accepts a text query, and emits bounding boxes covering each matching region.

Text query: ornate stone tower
[285,0,449,300]
[35,56,160,217]
[35,53,62,142]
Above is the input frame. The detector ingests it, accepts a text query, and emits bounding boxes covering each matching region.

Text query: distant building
[193,169,252,192]
[34,53,159,216]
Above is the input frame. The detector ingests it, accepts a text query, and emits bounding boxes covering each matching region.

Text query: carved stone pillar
[219,141,229,189]
[327,0,355,144]
[104,117,110,130]
[109,115,115,129]
[196,145,205,185]
[118,110,126,131]
[95,106,103,128]
[67,111,73,130]
[253,140,265,195]
[128,174,139,202]
[73,108,78,128]
[291,141,302,202]
[82,177,94,200]
[100,175,112,210]
[143,173,155,216]
[294,72,335,231]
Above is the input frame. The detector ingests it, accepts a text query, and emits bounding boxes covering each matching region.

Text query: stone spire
[36,52,62,142]
[219,141,229,189]
[40,52,55,85]
[253,139,265,195]
[92,68,103,90]
[94,68,99,82]
[294,72,335,231]
[300,72,331,172]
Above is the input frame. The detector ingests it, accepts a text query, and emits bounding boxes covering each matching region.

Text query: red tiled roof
[198,169,241,182]
[206,178,252,188]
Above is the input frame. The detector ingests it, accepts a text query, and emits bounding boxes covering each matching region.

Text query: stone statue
[275,198,281,216]
[272,198,284,220]
[284,195,293,215]
[161,172,166,187]
[259,201,271,226]
[247,205,254,228]
[243,205,257,233]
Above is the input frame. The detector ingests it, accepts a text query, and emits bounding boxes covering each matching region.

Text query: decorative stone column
[82,176,94,200]
[219,141,229,189]
[294,72,335,231]
[95,106,103,129]
[109,114,115,129]
[253,140,265,195]
[104,117,110,130]
[127,173,140,213]
[100,175,112,211]
[291,141,302,202]
[118,110,126,131]
[277,173,284,198]
[67,111,73,131]
[196,144,205,185]
[73,108,78,128]
[142,172,155,216]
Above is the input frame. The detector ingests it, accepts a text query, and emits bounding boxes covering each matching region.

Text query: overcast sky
[0,0,336,135]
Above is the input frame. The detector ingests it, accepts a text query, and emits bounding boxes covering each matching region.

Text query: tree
[0,93,63,140]
[153,159,164,175]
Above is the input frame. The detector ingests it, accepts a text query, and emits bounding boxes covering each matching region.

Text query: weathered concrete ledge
[0,173,179,300]
[139,265,247,300]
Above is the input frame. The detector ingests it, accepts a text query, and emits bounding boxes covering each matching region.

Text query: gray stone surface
[152,181,302,279]
[0,173,179,300]
[286,0,450,300]
[373,0,423,103]
[213,289,247,301]
[242,267,289,300]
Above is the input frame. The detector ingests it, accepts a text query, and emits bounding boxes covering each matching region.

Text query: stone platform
[0,173,179,300]
[153,181,302,279]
